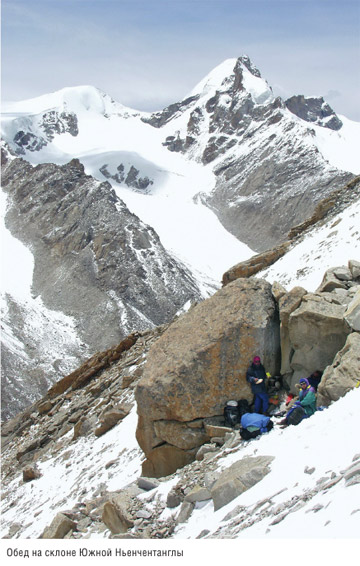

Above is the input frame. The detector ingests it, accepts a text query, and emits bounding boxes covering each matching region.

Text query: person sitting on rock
[240,412,273,440]
[307,370,323,391]
[246,355,269,414]
[280,378,316,426]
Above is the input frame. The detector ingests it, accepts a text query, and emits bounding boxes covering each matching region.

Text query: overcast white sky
[1,0,360,121]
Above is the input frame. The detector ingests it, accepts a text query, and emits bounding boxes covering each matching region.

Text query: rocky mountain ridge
[2,57,357,253]
[1,149,203,420]
[141,56,355,250]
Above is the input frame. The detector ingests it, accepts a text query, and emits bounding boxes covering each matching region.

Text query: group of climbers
[234,355,322,439]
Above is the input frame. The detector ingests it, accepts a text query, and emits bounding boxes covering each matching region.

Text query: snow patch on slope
[313,115,360,174]
[187,58,238,99]
[259,199,360,291]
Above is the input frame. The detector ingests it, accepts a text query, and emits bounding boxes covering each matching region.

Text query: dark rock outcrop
[12,111,78,155]
[285,95,342,131]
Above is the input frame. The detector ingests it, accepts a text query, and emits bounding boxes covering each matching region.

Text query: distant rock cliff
[1,151,203,420]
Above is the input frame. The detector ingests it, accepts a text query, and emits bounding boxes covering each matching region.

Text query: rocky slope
[1,149,203,420]
[222,175,360,285]
[1,263,359,542]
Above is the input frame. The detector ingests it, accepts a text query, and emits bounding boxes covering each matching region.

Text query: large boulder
[136,277,280,477]
[41,513,77,539]
[210,455,274,511]
[222,242,290,286]
[316,266,356,293]
[271,262,360,391]
[344,289,360,332]
[278,286,307,378]
[317,332,360,406]
[286,293,352,386]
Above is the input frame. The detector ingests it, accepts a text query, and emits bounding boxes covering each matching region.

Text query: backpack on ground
[286,406,305,426]
[240,418,273,440]
[223,400,239,427]
[240,428,261,440]
[237,398,250,418]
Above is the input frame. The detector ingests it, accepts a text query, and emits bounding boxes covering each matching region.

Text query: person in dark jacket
[246,356,269,414]
[307,370,323,391]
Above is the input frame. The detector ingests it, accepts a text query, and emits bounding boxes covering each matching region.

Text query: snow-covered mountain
[2,56,359,265]
[1,55,360,421]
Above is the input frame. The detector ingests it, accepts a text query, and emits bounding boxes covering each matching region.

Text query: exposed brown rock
[37,400,53,415]
[142,444,197,478]
[136,277,280,476]
[278,286,307,377]
[287,293,352,386]
[222,242,290,286]
[344,289,360,332]
[153,420,210,450]
[210,455,274,511]
[95,404,133,437]
[22,464,41,482]
[47,333,140,398]
[41,513,77,539]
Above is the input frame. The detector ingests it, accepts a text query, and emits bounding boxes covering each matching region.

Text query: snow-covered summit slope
[2,55,359,280]
[187,56,273,106]
[1,84,138,118]
[137,56,359,251]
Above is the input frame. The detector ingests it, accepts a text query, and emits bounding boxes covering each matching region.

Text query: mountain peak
[2,85,134,118]
[187,55,273,105]
[237,54,262,78]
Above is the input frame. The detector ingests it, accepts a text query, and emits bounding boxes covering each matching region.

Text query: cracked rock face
[1,153,202,419]
[317,332,360,406]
